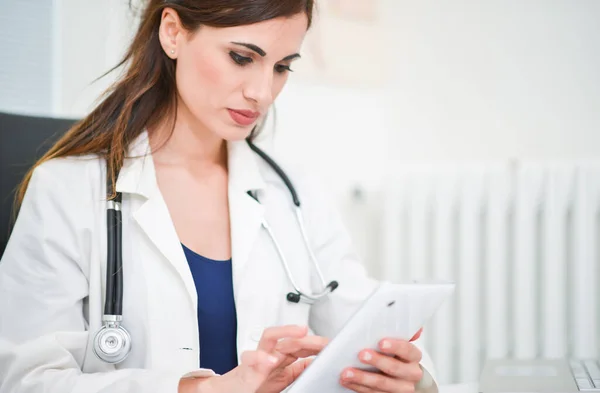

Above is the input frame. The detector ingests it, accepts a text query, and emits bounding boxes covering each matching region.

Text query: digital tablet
[287,280,455,393]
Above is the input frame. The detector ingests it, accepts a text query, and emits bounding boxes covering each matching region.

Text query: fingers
[340,382,377,393]
[340,368,417,393]
[270,335,327,371]
[257,325,308,353]
[340,339,423,392]
[357,350,423,382]
[379,339,422,363]
[275,335,329,358]
[232,349,281,392]
[240,349,279,371]
[239,326,313,387]
[288,357,315,381]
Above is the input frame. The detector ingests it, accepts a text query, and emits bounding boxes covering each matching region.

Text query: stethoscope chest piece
[93,319,132,364]
[93,141,340,364]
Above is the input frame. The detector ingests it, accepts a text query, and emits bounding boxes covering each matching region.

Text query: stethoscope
[93,138,339,364]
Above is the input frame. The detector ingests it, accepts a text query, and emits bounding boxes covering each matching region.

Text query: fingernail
[381,340,391,349]
[361,352,372,361]
[344,370,354,379]
[268,355,278,364]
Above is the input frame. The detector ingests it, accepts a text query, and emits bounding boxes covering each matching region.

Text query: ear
[158,7,184,59]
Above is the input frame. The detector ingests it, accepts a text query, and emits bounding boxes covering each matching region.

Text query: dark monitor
[0,112,76,257]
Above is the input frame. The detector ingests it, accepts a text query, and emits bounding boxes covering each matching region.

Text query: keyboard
[570,360,600,391]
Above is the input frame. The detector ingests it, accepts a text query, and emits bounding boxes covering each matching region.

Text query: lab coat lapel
[133,196,198,307]
[228,191,264,293]
[115,134,269,317]
[227,140,266,294]
[116,132,198,308]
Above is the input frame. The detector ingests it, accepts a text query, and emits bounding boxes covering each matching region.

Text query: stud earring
[170,49,175,55]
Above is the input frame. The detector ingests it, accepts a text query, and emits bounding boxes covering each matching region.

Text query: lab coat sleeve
[297,174,439,393]
[0,163,206,393]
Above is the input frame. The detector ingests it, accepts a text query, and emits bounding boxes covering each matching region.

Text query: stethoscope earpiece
[92,323,132,364]
[287,292,301,303]
[286,280,340,305]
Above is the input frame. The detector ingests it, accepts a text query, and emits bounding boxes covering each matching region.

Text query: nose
[244,69,274,108]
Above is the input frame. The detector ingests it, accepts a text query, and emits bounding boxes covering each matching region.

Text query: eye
[275,64,293,74]
[230,51,252,66]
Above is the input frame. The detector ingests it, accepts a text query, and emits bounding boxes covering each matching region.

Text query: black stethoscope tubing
[95,138,338,363]
[105,190,122,317]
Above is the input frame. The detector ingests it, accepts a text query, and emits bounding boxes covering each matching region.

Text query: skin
[152,9,304,262]
[152,8,425,393]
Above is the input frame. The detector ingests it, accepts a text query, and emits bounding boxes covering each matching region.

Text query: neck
[150,105,227,169]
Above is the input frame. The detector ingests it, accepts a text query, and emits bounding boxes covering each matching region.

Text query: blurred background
[1,0,599,385]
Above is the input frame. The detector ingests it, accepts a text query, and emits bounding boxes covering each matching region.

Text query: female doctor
[0,1,438,392]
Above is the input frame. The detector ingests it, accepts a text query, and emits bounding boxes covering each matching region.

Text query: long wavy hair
[15,0,314,206]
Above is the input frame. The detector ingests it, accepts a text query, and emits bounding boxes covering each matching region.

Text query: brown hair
[15,0,314,206]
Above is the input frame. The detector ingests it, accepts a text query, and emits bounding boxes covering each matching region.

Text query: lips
[228,108,260,126]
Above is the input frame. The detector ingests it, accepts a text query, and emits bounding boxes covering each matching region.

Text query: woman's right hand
[187,325,327,393]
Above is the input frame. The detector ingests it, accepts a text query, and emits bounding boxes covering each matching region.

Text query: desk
[440,382,479,393]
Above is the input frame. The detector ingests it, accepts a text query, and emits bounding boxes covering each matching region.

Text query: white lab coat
[0,131,438,393]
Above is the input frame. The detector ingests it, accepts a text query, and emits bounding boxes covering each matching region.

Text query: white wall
[380,0,600,163]
[250,0,600,185]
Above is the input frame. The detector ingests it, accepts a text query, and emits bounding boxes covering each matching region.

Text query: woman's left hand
[339,329,424,393]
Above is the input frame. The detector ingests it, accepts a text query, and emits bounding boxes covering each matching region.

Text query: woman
[0,1,437,392]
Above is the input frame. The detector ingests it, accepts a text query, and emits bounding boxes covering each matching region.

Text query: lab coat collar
[227,137,267,195]
[115,130,267,311]
[115,131,154,198]
[115,130,267,197]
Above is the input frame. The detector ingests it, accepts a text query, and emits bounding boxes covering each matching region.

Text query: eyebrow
[231,42,301,62]
[282,53,301,62]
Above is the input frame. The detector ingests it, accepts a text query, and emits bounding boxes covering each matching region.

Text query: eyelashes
[229,51,294,74]
[275,64,293,73]
[229,51,252,66]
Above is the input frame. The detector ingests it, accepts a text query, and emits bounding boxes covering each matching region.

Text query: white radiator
[379,162,600,384]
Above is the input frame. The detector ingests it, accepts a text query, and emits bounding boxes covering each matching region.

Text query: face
[159,10,308,141]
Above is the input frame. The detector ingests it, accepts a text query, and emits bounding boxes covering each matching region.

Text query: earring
[170,49,175,55]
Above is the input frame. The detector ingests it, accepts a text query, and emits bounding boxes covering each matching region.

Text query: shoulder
[31,154,103,183]
[255,144,338,222]
[25,154,105,209]
[33,153,103,180]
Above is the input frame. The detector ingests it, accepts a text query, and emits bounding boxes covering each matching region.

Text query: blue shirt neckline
[181,243,232,264]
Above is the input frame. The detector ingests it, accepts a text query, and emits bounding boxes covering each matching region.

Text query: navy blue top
[182,244,238,375]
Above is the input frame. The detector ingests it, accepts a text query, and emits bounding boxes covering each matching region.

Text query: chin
[217,123,256,142]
